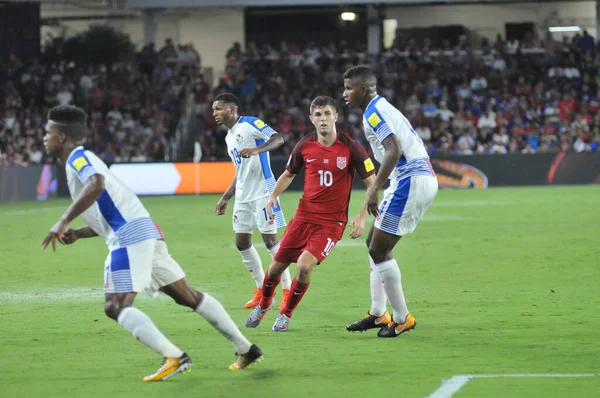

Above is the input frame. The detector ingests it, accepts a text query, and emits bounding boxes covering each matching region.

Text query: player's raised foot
[272,313,290,332]
[377,314,416,338]
[229,344,264,370]
[244,288,264,309]
[279,289,290,311]
[143,353,192,382]
[346,311,391,332]
[245,300,275,328]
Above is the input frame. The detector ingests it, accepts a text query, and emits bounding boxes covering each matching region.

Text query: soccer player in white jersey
[212,93,292,310]
[342,65,438,338]
[40,105,263,381]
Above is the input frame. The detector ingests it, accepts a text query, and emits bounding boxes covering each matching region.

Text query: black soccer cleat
[377,314,416,338]
[346,311,392,332]
[229,344,264,370]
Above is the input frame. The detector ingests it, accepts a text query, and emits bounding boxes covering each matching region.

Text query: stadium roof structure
[126,0,566,9]
[7,0,128,11]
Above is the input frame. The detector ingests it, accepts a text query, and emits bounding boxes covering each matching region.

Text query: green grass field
[0,186,598,398]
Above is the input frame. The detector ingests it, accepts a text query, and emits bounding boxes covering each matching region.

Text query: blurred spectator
[0,38,201,165]
[4,30,600,165]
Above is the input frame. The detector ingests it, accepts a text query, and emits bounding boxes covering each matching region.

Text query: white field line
[0,199,507,217]
[0,206,66,216]
[431,201,511,207]
[427,373,600,398]
[0,283,232,304]
[0,287,172,304]
[0,287,103,304]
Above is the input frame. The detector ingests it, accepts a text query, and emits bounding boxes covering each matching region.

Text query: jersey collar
[68,145,85,159]
[227,116,242,133]
[365,95,381,109]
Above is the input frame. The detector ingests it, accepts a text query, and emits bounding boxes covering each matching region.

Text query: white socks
[375,258,409,322]
[369,256,388,316]
[268,241,291,290]
[195,293,252,354]
[118,307,183,358]
[239,245,265,287]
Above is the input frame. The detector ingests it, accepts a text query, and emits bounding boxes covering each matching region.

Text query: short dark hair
[343,65,377,86]
[47,105,87,143]
[309,96,337,114]
[213,93,240,109]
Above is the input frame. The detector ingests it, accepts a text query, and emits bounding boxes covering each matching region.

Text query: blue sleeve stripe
[376,123,395,142]
[96,190,127,231]
[255,139,274,180]
[66,148,88,169]
[67,149,98,183]
[370,108,386,132]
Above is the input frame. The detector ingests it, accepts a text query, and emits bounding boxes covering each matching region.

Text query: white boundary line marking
[0,206,65,216]
[427,375,471,398]
[427,373,600,398]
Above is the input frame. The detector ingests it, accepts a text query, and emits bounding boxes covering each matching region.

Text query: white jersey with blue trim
[65,146,161,251]
[225,116,279,203]
[362,96,435,181]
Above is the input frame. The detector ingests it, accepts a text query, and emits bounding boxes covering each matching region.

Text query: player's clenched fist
[214,198,228,215]
[238,148,258,158]
[61,228,79,245]
[265,196,277,220]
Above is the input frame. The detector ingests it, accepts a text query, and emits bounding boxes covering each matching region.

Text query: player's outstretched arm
[265,170,295,220]
[239,134,284,157]
[349,174,376,239]
[366,136,401,217]
[42,174,105,251]
[215,175,236,215]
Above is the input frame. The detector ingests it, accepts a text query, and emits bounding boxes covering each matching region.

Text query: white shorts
[103,239,186,294]
[374,175,438,237]
[232,196,286,234]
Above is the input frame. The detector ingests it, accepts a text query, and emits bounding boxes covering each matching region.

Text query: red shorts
[274,218,345,264]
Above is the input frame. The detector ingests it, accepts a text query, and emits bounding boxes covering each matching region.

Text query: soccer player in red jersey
[245,96,376,332]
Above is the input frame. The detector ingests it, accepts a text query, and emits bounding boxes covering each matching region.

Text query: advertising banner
[51,152,599,199]
[109,162,236,195]
[0,164,58,202]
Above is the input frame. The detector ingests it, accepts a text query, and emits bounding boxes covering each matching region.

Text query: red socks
[282,277,310,318]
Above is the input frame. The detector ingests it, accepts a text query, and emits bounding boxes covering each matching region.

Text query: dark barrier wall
[0,164,58,202]
[4,153,597,203]
[430,152,600,187]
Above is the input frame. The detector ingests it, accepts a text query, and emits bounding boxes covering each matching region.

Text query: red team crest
[337,157,347,170]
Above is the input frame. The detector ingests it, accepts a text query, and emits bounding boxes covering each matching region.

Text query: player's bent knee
[267,261,287,278]
[264,237,279,250]
[368,246,389,264]
[161,279,203,309]
[175,289,203,309]
[104,299,130,320]
[296,262,315,277]
[235,233,253,251]
[235,242,252,251]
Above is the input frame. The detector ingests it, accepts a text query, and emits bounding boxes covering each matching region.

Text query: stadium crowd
[2,31,600,165]
[199,32,600,159]
[0,38,201,166]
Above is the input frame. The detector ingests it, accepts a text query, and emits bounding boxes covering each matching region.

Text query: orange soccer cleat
[244,288,263,309]
[279,289,290,312]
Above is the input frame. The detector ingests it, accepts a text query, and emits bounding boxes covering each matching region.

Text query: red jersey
[286,132,375,226]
